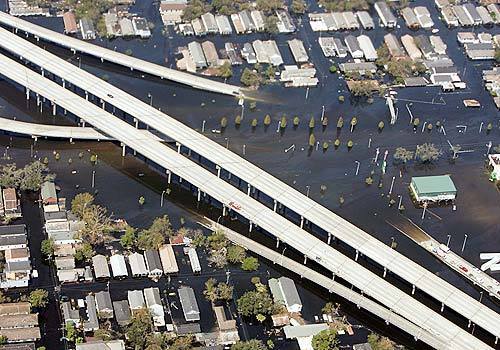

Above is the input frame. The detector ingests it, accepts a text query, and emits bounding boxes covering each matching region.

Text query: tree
[0,161,53,191]
[309,116,315,129]
[309,134,316,147]
[126,308,153,349]
[336,117,344,129]
[323,142,329,151]
[329,65,337,73]
[78,204,113,246]
[217,61,233,78]
[264,15,279,34]
[29,289,48,309]
[393,147,414,165]
[94,328,114,341]
[365,176,373,185]
[138,196,145,206]
[251,118,258,127]
[65,322,80,343]
[367,333,396,350]
[235,115,242,127]
[71,192,95,219]
[41,238,55,259]
[120,225,137,249]
[415,143,442,163]
[312,329,339,350]
[204,278,234,303]
[256,0,284,13]
[221,116,228,128]
[413,117,420,128]
[496,48,500,63]
[347,80,378,97]
[241,256,259,271]
[264,114,272,126]
[237,284,276,318]
[231,340,267,350]
[350,117,358,132]
[227,245,246,263]
[334,139,340,148]
[74,242,94,263]
[240,68,260,87]
[290,0,307,14]
[347,140,354,149]
[280,116,287,129]
[208,248,228,269]
[378,121,385,131]
[293,116,300,126]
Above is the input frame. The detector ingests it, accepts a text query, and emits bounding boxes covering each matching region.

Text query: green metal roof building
[410,175,457,202]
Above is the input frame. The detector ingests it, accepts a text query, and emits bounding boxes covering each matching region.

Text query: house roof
[92,254,110,278]
[5,260,31,272]
[0,313,38,329]
[144,249,163,272]
[278,277,302,308]
[159,245,179,273]
[61,301,80,323]
[411,175,457,195]
[0,343,36,350]
[76,340,126,350]
[40,181,57,202]
[178,286,200,321]
[128,290,145,309]
[283,323,329,338]
[84,295,99,331]
[0,225,26,236]
[0,327,40,342]
[128,252,148,275]
[95,291,113,312]
[110,254,128,277]
[5,248,29,260]
[113,300,131,325]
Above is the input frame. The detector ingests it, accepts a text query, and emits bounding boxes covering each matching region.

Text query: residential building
[401,34,422,60]
[178,286,200,322]
[55,256,75,270]
[435,0,449,9]
[76,340,126,350]
[201,12,218,33]
[374,1,397,28]
[63,11,78,34]
[119,18,135,36]
[332,12,346,30]
[238,10,255,32]
[0,303,40,343]
[343,11,359,29]
[92,254,110,280]
[357,35,377,61]
[476,6,493,26]
[457,32,478,44]
[83,295,99,332]
[113,300,131,326]
[191,18,207,36]
[128,290,146,314]
[128,252,148,277]
[288,39,309,64]
[185,247,201,273]
[110,254,128,279]
[250,10,265,31]
[356,11,374,29]
[201,41,219,67]
[231,14,245,34]
[215,15,232,35]
[214,305,239,344]
[79,18,96,40]
[159,0,186,25]
[241,43,257,64]
[339,62,377,75]
[344,35,363,59]
[252,40,268,63]
[453,5,474,27]
[188,41,207,69]
[385,34,407,60]
[144,249,163,277]
[5,248,29,263]
[276,10,295,33]
[414,6,434,28]
[159,244,179,274]
[269,277,302,313]
[144,287,165,327]
[95,291,113,319]
[414,35,436,60]
[488,154,500,180]
[2,188,21,218]
[430,35,447,55]
[401,7,419,29]
[463,3,482,25]
[410,175,457,203]
[353,343,373,350]
[61,301,80,326]
[318,37,336,57]
[441,6,459,27]
[283,324,329,350]
[332,38,347,58]
[225,43,242,65]
[132,17,151,38]
[0,225,27,251]
[487,4,500,25]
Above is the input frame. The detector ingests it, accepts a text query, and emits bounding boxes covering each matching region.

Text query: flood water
[0,0,499,348]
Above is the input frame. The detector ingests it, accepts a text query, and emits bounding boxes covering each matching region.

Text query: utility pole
[160,190,166,207]
[374,148,380,164]
[446,234,451,248]
[461,234,468,253]
[202,120,206,133]
[354,161,360,176]
[388,176,395,195]
[321,105,325,122]
[91,170,95,188]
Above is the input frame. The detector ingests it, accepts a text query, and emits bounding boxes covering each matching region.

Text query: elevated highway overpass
[0,51,496,350]
[0,25,498,343]
[0,11,242,97]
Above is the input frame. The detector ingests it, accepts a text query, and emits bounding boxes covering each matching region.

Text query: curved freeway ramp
[0,117,162,141]
[0,11,242,97]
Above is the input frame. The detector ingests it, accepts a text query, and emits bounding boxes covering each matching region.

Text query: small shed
[410,175,457,203]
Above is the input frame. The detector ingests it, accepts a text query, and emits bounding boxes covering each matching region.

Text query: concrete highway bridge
[0,25,498,350]
[0,11,242,97]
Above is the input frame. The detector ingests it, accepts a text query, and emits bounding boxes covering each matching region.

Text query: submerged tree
[415,143,442,163]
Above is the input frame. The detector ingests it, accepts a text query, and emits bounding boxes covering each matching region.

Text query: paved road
[0,52,495,350]
[0,11,242,97]
[0,26,498,342]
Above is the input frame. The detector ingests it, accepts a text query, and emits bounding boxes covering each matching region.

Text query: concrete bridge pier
[440,303,444,312]
[247,184,251,196]
[134,118,139,129]
[120,143,126,156]
[273,200,277,212]
[62,79,65,88]
[81,119,86,127]
[276,238,280,248]
[300,216,304,229]
[216,165,221,178]
[36,93,40,106]
[52,102,56,116]
[327,232,332,245]
[412,285,416,295]
[100,57,104,63]
[383,267,387,278]
[176,142,181,153]
[41,68,44,77]
[25,87,30,100]
[85,91,89,101]
[249,221,253,232]
[101,100,105,109]
[197,188,201,202]
[355,250,359,261]
[222,205,227,216]
[303,255,308,264]
[468,320,472,329]
[495,336,498,345]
